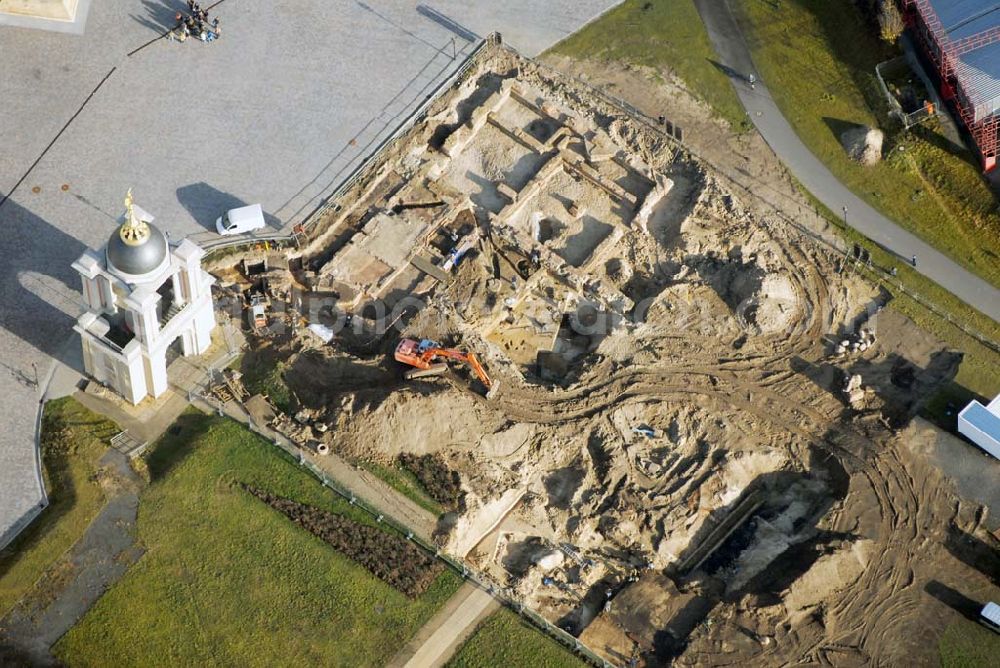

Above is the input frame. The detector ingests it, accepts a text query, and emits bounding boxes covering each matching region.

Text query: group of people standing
[168,1,221,43]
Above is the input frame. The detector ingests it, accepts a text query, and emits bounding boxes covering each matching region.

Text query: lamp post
[842,205,848,225]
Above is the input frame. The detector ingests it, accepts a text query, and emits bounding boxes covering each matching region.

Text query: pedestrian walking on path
[911,255,917,267]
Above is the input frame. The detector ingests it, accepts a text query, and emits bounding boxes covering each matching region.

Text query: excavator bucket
[485,379,499,400]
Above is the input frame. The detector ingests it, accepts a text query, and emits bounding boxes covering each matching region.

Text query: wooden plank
[409,255,451,283]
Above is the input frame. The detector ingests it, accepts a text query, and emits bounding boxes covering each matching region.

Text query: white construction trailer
[958,394,1000,460]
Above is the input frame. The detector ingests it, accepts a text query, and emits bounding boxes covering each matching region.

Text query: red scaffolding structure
[904,0,1000,170]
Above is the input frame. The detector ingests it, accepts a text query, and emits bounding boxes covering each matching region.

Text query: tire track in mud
[616,201,836,380]
[493,366,832,440]
[486,303,939,665]
[787,438,957,666]
[463,204,910,663]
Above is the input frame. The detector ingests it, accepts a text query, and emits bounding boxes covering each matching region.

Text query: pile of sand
[693,257,802,336]
[740,273,800,334]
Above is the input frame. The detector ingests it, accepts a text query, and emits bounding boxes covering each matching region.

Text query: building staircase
[160,302,183,327]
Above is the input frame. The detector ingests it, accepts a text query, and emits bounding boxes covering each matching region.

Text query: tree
[879,0,905,44]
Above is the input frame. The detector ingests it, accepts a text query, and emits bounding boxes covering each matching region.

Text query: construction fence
[200,33,998,358]
[198,33,497,258]
[182,32,1000,667]
[200,399,618,668]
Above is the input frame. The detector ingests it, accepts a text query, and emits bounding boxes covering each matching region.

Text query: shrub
[878,0,904,44]
[398,453,464,510]
[242,485,444,597]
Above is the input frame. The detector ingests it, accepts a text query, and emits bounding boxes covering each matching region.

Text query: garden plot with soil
[208,42,997,667]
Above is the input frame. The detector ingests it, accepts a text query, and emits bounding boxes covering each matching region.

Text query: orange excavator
[394,338,494,395]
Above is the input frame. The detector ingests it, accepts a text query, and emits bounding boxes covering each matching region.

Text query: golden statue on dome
[120,188,150,246]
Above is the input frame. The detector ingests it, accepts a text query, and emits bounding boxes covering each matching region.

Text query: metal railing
[197,34,996,351]
[302,33,497,233]
[190,39,617,663]
[186,35,997,665]
[200,34,498,261]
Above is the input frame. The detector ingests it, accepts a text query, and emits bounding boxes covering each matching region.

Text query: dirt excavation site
[209,42,998,666]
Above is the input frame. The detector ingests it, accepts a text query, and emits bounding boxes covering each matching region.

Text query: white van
[216,203,266,236]
[982,601,1000,634]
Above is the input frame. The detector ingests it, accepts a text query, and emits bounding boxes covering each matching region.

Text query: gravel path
[0,451,143,665]
[387,582,499,668]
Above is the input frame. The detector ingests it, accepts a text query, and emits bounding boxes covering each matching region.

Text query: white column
[191,296,215,355]
[79,337,95,377]
[171,271,184,306]
[194,295,215,355]
[130,296,161,347]
[146,302,160,346]
[100,277,116,313]
[145,348,169,399]
[180,329,194,356]
[185,266,202,300]
[115,340,148,405]
[81,277,96,310]
[74,314,100,377]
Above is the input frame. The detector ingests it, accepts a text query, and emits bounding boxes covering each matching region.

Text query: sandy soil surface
[214,44,1000,667]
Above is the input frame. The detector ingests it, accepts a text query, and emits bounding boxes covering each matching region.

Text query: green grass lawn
[54,411,462,668]
[549,0,749,129]
[239,351,293,413]
[357,459,444,517]
[733,0,1000,289]
[939,617,1000,667]
[0,398,118,618]
[446,608,587,668]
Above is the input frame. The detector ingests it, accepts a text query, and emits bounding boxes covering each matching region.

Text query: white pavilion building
[72,191,216,404]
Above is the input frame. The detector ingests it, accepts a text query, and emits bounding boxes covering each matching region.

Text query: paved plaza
[0,0,618,546]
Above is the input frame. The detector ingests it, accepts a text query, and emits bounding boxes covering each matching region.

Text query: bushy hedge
[398,453,464,510]
[242,485,443,597]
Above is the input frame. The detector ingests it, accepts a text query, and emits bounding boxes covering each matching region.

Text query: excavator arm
[423,347,493,389]
[395,338,494,394]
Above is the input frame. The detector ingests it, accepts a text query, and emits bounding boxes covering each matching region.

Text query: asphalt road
[0,0,618,547]
[390,582,498,668]
[693,0,1000,323]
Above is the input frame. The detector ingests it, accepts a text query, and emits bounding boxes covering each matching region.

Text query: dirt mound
[742,272,800,334]
[840,125,884,165]
[695,257,801,334]
[214,43,985,667]
[336,388,502,462]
